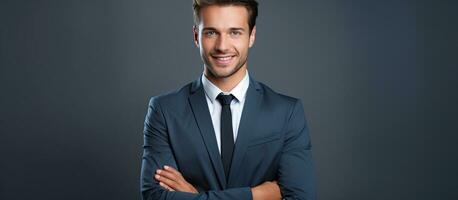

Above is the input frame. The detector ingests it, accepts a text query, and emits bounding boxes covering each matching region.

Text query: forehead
[199,5,249,29]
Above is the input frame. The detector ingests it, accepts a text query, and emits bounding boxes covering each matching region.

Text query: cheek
[234,42,249,54]
[200,39,214,51]
[233,37,250,50]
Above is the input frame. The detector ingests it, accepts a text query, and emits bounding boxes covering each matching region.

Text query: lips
[212,55,235,65]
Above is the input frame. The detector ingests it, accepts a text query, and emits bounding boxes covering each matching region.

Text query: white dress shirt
[201,71,250,154]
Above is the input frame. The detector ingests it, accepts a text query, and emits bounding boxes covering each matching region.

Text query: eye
[230,31,242,36]
[204,31,216,37]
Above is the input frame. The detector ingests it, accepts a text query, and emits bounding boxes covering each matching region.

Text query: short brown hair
[193,0,258,33]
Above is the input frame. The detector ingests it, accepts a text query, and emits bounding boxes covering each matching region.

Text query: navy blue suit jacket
[141,77,315,199]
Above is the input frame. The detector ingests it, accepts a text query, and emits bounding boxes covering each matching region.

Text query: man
[140,0,315,199]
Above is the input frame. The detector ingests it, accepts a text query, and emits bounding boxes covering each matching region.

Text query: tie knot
[217,93,235,105]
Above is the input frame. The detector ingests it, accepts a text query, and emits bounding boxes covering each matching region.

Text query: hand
[251,181,281,200]
[154,165,198,194]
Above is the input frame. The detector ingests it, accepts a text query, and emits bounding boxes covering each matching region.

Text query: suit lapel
[227,78,263,186]
[188,79,227,189]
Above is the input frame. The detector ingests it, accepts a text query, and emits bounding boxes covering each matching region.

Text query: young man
[140,0,315,199]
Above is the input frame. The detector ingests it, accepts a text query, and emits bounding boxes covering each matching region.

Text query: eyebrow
[202,27,246,32]
[229,28,245,32]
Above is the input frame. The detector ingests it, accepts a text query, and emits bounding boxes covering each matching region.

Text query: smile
[212,55,235,65]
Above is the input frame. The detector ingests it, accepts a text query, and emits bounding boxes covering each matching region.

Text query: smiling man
[140,0,315,199]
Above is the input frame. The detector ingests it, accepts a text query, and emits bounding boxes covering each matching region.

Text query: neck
[204,66,247,92]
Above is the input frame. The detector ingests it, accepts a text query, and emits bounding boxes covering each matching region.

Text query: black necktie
[216,93,235,179]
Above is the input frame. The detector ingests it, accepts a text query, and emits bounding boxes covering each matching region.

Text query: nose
[215,34,229,52]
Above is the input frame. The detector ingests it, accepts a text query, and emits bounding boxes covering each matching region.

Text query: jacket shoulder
[257,81,300,106]
[147,81,193,109]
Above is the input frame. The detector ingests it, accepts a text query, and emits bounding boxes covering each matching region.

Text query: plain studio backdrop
[1,0,457,200]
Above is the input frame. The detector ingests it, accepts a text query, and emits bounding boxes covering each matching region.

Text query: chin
[212,71,235,79]
[208,65,235,77]
[210,69,234,78]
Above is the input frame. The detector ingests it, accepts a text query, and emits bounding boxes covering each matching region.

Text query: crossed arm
[141,97,315,200]
[154,165,281,200]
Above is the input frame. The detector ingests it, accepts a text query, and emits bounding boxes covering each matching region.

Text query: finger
[159,181,175,191]
[157,169,178,182]
[164,165,183,179]
[155,174,180,190]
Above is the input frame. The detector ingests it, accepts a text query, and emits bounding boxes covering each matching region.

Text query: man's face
[194,5,256,79]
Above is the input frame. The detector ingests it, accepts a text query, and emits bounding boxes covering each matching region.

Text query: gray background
[1,0,457,200]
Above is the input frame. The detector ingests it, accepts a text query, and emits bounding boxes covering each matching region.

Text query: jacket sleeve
[140,97,253,200]
[277,100,316,200]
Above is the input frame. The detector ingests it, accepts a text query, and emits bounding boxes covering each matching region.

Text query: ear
[248,26,256,48]
[193,25,200,48]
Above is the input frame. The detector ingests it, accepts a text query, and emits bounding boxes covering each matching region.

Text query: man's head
[193,0,258,34]
[192,0,258,80]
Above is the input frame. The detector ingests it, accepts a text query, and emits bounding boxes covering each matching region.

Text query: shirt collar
[201,70,250,104]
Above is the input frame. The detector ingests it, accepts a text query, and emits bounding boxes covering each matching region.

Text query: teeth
[215,56,232,61]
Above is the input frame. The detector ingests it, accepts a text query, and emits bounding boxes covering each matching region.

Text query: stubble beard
[204,54,248,80]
